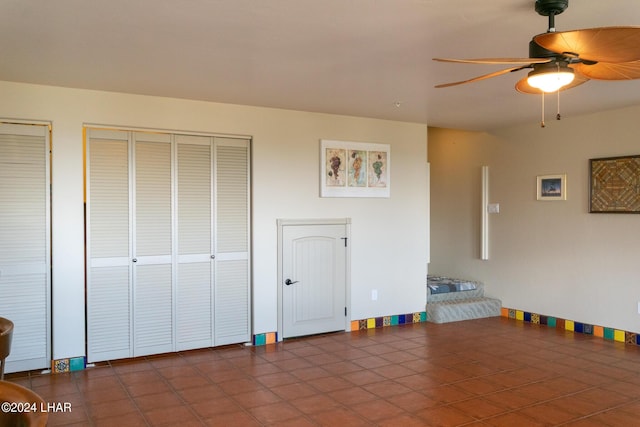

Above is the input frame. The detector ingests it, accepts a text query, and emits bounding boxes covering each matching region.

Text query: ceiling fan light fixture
[527,64,575,93]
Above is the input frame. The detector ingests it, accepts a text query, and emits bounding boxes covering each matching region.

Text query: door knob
[284,279,299,286]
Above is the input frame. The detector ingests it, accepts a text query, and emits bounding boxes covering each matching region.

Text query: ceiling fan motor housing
[535,0,568,17]
[529,39,560,59]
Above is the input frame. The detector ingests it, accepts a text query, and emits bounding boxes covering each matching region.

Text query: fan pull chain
[541,92,545,128]
[556,89,562,120]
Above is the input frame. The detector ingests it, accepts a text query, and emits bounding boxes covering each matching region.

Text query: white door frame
[276,218,351,342]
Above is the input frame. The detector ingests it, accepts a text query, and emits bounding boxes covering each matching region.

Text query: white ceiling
[2,0,640,131]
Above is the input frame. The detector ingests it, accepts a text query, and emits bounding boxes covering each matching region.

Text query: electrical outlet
[487,203,500,214]
[371,290,378,301]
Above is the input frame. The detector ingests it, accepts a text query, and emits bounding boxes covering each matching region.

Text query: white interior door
[281,222,348,339]
[0,123,51,373]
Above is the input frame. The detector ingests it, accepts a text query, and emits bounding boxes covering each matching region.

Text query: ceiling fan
[434,0,640,96]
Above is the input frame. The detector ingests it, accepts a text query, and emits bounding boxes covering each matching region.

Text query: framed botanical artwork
[320,139,390,197]
[589,155,640,213]
[537,174,566,201]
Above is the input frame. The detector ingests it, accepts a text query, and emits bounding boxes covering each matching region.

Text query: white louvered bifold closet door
[86,129,132,362]
[0,123,51,373]
[214,138,250,345]
[87,129,250,362]
[175,135,213,351]
[133,132,173,357]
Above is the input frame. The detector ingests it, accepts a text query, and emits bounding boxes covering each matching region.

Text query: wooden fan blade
[515,71,589,94]
[572,60,640,80]
[435,66,527,88]
[534,27,640,63]
[433,57,551,65]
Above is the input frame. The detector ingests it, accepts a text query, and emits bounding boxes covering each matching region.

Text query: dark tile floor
[7,317,640,426]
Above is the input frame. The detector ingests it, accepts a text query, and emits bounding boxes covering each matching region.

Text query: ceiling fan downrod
[535,0,568,32]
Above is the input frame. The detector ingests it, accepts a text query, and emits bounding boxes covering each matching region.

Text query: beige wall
[429,105,640,333]
[0,80,428,360]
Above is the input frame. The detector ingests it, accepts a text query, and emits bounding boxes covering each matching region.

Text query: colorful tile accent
[604,328,615,341]
[266,332,277,344]
[626,332,637,345]
[69,357,85,372]
[52,358,70,374]
[504,306,640,350]
[565,320,574,331]
[253,334,266,346]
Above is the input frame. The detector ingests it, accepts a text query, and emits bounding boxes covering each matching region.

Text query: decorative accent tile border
[253,332,278,346]
[502,307,640,346]
[351,311,427,332]
[52,356,85,374]
[252,311,427,346]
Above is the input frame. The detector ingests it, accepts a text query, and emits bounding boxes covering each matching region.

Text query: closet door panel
[214,139,250,345]
[86,130,132,362]
[133,133,173,356]
[176,137,213,350]
[0,123,51,373]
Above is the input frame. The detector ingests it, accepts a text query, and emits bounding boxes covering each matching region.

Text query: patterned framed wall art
[589,155,640,213]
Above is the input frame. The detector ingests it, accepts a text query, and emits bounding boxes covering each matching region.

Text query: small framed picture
[537,174,566,201]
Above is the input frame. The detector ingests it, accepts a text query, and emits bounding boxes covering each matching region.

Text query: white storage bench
[426,276,501,324]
